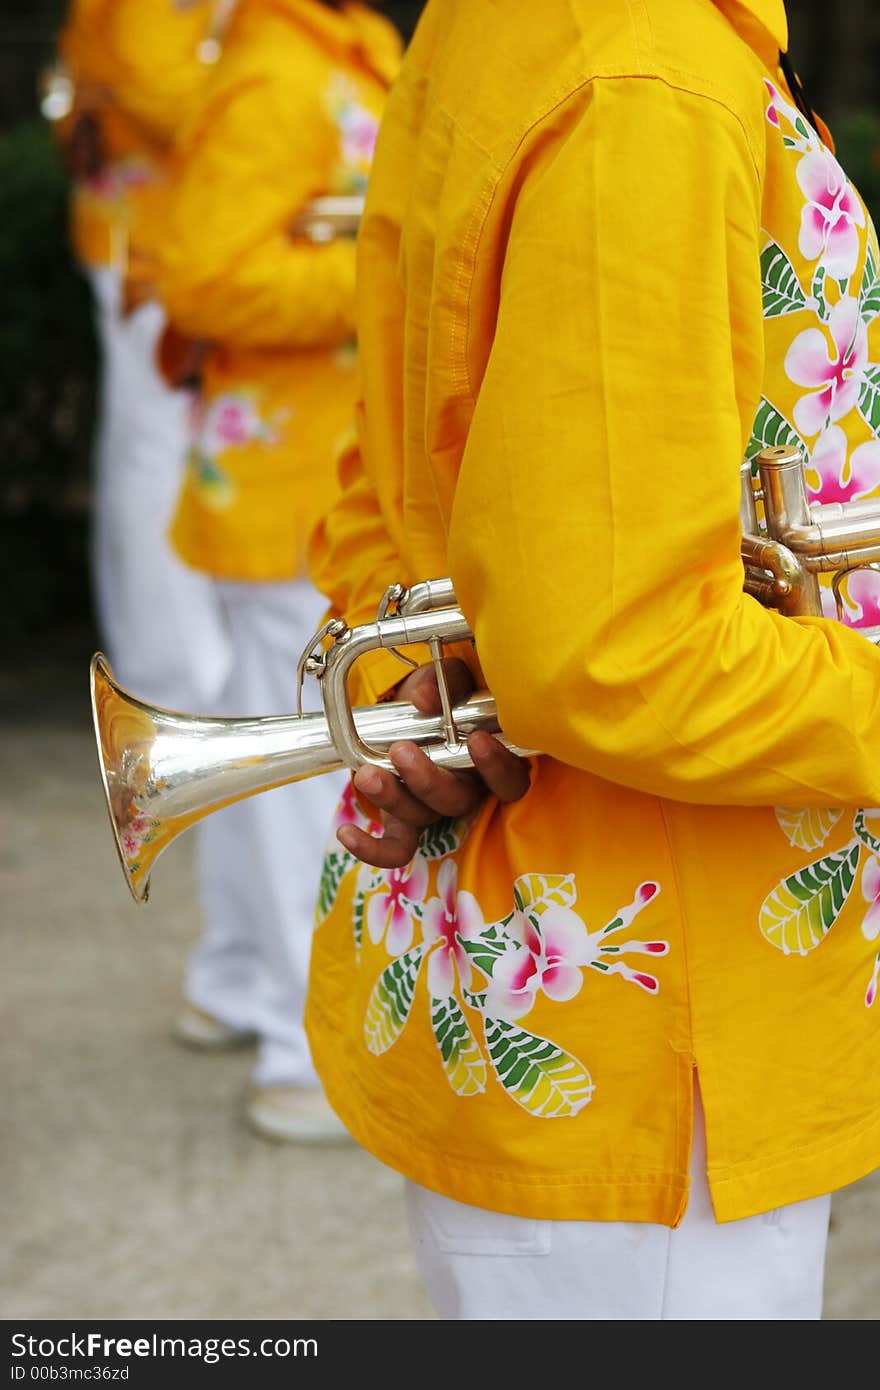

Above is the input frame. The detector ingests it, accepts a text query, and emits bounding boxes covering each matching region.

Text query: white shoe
[173,1002,257,1051]
[244,1085,353,1145]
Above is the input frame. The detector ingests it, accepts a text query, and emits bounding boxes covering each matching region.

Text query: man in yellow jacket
[307,0,880,1317]
[152,0,401,1141]
[52,1,233,709]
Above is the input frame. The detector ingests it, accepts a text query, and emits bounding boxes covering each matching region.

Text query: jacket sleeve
[309,406,422,705]
[448,76,880,808]
[154,45,357,350]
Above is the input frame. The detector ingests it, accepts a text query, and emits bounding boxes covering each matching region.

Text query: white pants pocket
[406,1182,552,1257]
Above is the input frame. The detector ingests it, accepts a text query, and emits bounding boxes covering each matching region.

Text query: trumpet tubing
[293,195,364,243]
[741,444,880,640]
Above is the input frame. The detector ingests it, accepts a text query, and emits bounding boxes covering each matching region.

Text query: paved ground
[2,654,878,1320]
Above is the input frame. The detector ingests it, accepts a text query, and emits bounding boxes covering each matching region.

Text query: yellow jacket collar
[715,0,788,53]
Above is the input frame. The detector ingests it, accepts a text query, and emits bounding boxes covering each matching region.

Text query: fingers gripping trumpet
[90,579,534,904]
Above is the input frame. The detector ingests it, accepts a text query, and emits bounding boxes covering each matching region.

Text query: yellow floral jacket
[57,0,227,271]
[153,0,401,580]
[306,0,880,1227]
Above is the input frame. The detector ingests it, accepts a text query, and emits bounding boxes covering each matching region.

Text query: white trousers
[88,265,231,710]
[405,1085,832,1320]
[185,577,347,1087]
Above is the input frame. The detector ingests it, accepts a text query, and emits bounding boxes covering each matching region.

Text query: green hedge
[0,119,97,648]
[0,119,96,510]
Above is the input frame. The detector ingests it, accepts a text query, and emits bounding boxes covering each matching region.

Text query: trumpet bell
[90,653,345,904]
[91,655,207,904]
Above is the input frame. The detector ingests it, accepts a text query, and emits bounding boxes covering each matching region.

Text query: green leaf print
[513,872,577,916]
[744,398,804,463]
[364,946,426,1055]
[352,866,383,954]
[860,238,880,324]
[461,985,488,1010]
[461,920,515,978]
[317,849,355,922]
[353,888,366,954]
[482,1017,594,1118]
[418,817,470,860]
[774,806,842,853]
[431,995,487,1096]
[192,453,235,507]
[761,241,807,318]
[810,263,830,319]
[854,810,880,855]
[759,841,860,955]
[858,365,880,434]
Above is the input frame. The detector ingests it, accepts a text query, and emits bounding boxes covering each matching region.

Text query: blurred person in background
[50,0,235,710]
[150,0,401,1142]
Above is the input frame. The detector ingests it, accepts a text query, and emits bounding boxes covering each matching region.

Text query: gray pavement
[2,667,878,1320]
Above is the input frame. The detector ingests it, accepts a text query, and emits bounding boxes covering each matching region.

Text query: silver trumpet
[91,578,533,904]
[741,444,880,640]
[291,195,364,244]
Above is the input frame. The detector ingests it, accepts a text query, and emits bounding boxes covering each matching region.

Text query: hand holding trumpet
[339,659,532,869]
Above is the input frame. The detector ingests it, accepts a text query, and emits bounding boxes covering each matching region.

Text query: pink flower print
[120,829,142,862]
[214,402,253,446]
[807,426,880,504]
[366,853,428,956]
[860,847,880,1007]
[796,149,866,279]
[835,569,880,630]
[202,396,263,453]
[785,296,868,437]
[764,81,794,133]
[820,586,838,622]
[484,880,668,1023]
[861,854,880,943]
[485,906,594,1023]
[763,80,821,150]
[866,953,880,1008]
[484,945,539,1022]
[422,860,485,998]
[763,80,790,132]
[588,881,668,994]
[340,107,379,169]
[332,780,382,837]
